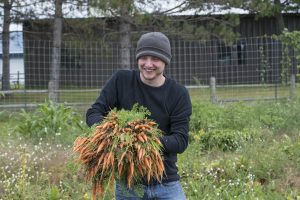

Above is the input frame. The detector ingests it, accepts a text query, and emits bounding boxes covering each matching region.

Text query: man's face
[138,55,165,86]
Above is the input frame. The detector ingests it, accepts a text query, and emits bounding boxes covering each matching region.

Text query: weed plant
[0,100,300,199]
[181,99,300,199]
[15,101,87,144]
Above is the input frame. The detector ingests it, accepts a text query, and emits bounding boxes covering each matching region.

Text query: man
[86,32,192,200]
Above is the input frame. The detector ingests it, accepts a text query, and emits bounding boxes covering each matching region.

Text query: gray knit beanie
[136,32,172,65]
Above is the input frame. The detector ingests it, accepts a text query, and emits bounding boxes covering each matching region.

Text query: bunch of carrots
[73,105,165,200]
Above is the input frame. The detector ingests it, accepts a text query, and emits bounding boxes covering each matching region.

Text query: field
[1,98,300,199]
[1,84,298,109]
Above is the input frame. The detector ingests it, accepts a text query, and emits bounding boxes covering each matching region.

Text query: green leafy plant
[15,101,85,143]
[198,128,258,151]
[189,102,223,133]
[255,100,300,132]
[273,30,300,84]
[2,100,300,199]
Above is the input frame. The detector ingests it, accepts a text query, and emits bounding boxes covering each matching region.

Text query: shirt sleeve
[160,88,192,154]
[86,72,118,127]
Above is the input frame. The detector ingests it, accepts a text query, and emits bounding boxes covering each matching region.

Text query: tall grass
[0,99,300,199]
[182,99,300,199]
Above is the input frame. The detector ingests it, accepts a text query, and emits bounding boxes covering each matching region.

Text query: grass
[1,85,299,109]
[1,99,300,199]
[0,90,98,105]
[179,133,300,199]
[189,85,299,102]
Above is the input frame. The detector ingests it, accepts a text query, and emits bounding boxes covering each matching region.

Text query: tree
[0,0,52,91]
[242,0,300,34]
[136,1,246,41]
[1,0,89,102]
[48,0,89,102]
[87,0,243,69]
[119,2,132,69]
[48,0,63,102]
[1,0,12,90]
[88,0,149,69]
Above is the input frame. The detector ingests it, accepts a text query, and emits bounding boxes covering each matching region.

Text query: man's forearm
[86,109,104,127]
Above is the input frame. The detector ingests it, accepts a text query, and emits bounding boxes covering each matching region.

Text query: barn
[22,13,300,89]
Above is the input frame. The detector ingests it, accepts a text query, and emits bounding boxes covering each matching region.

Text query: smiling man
[86,32,192,200]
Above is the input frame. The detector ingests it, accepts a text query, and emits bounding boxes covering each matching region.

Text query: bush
[189,102,223,132]
[254,99,300,132]
[190,102,258,133]
[15,101,86,143]
[189,100,300,149]
[178,142,288,200]
[219,103,258,130]
[196,128,259,151]
[179,134,300,200]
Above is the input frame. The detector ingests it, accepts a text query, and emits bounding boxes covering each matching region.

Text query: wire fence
[0,36,299,111]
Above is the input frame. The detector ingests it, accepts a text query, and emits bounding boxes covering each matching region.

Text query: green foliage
[189,101,223,132]
[220,103,258,130]
[1,100,300,199]
[190,101,259,150]
[179,130,300,199]
[15,101,86,143]
[114,103,151,127]
[211,15,240,43]
[0,111,20,141]
[48,186,60,200]
[258,45,271,84]
[185,99,300,198]
[239,133,300,194]
[190,100,300,151]
[281,136,300,167]
[256,102,286,130]
[0,110,11,123]
[198,128,258,151]
[247,0,276,18]
[273,30,300,83]
[190,102,257,133]
[255,99,300,131]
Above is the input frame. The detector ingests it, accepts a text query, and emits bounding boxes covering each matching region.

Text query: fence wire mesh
[0,35,299,110]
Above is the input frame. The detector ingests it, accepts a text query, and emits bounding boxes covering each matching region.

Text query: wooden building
[22,13,300,88]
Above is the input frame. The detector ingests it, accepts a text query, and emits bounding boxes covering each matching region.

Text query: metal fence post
[210,77,217,104]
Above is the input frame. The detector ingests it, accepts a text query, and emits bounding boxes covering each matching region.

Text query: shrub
[219,103,258,130]
[15,101,86,143]
[189,102,223,132]
[190,102,258,133]
[197,128,259,151]
[255,100,300,132]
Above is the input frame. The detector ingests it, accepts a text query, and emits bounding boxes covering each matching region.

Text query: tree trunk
[119,23,131,69]
[2,0,12,91]
[49,0,63,102]
[119,4,131,69]
[274,0,285,34]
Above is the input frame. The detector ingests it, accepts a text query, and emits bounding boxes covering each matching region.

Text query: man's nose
[144,57,153,66]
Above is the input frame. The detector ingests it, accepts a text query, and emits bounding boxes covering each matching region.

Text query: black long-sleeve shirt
[86,69,192,184]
